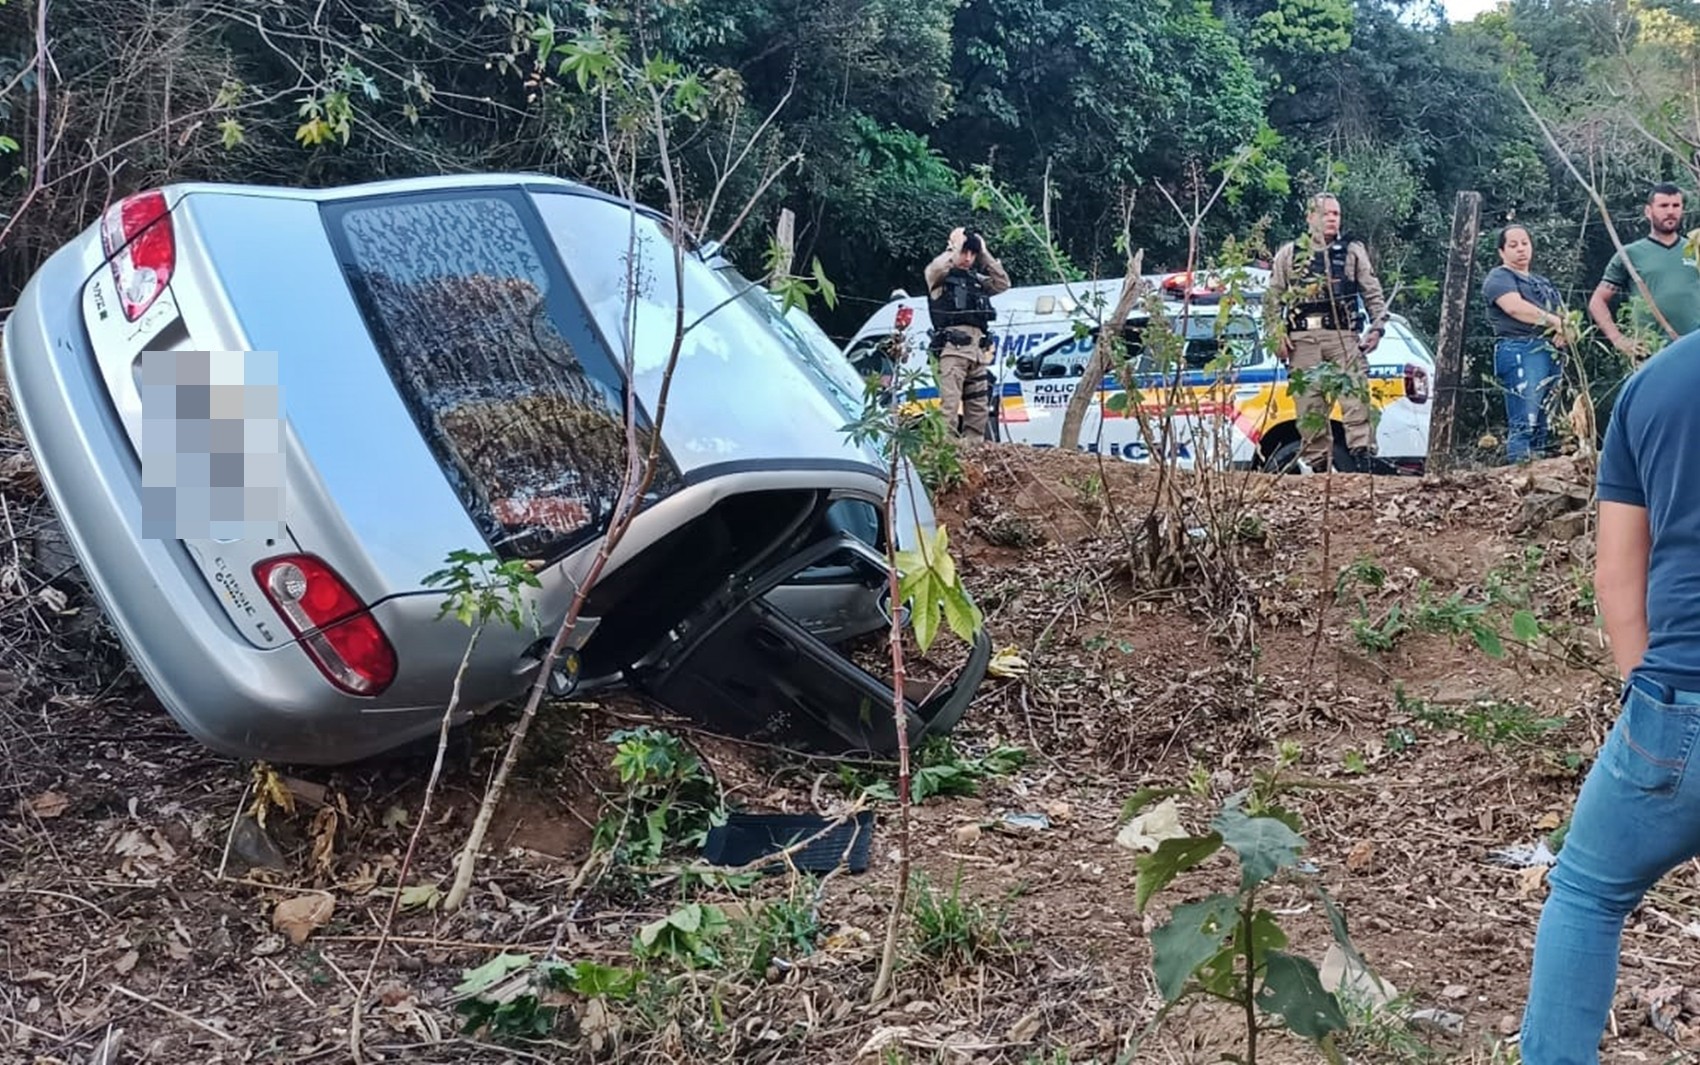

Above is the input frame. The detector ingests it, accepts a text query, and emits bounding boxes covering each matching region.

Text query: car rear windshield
[323,189,677,560]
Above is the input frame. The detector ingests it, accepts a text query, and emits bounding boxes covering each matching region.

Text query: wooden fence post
[1426,190,1481,473]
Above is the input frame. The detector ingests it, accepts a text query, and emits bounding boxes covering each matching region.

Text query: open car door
[630,534,992,755]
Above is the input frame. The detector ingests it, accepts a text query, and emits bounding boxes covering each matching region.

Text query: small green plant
[1129,744,1364,1063]
[1084,633,1136,655]
[1454,700,1566,748]
[1409,584,1506,658]
[910,868,1008,968]
[633,902,732,969]
[1350,604,1406,652]
[1334,989,1446,1063]
[1383,726,1417,755]
[836,762,899,802]
[912,737,1026,802]
[1483,545,1544,610]
[1341,750,1368,775]
[423,548,543,632]
[912,407,967,494]
[1403,691,1564,750]
[838,739,1025,804]
[594,726,723,872]
[453,953,638,1041]
[1569,565,1598,616]
[1066,472,1104,508]
[733,878,824,975]
[1335,555,1387,599]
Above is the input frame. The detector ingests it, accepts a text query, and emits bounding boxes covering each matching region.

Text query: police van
[842,271,1435,474]
[845,276,1135,381]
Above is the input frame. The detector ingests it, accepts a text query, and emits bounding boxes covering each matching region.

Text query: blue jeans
[1520,676,1700,1063]
[1494,337,1559,463]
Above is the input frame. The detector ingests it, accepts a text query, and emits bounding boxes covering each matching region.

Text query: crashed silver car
[2,173,989,765]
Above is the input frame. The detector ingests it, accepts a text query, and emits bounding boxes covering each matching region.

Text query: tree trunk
[1059,249,1145,452]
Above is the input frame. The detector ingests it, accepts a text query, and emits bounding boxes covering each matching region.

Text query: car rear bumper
[2,246,457,764]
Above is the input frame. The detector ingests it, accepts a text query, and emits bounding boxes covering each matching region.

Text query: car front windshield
[535,193,878,474]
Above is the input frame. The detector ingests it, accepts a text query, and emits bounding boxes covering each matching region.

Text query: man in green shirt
[1588,183,1700,358]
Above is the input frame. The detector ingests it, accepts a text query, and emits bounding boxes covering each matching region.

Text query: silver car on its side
[3,173,988,765]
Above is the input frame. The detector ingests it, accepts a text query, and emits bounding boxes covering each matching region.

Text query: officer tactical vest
[1287,237,1364,332]
[930,268,997,334]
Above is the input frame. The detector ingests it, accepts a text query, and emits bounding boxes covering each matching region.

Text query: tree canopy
[4,0,1700,349]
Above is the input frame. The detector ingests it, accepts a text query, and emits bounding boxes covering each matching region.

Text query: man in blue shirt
[1519,332,1700,1063]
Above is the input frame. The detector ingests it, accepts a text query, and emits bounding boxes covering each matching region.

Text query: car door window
[1021,323,1159,380]
[1179,313,1261,370]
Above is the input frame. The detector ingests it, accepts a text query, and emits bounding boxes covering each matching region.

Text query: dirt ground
[3,432,1698,1065]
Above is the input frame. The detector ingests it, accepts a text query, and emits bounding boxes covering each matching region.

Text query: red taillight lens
[254,555,397,695]
[895,306,915,330]
[99,190,175,322]
[1404,363,1431,404]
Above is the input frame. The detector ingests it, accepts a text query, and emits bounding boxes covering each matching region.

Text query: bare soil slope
[3,437,1692,1065]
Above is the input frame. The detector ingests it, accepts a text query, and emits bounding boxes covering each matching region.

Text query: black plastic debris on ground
[702,811,876,873]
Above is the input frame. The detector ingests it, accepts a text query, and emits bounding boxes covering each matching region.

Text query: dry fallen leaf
[35,585,72,615]
[399,883,442,911]
[110,827,178,874]
[308,805,339,879]
[1518,864,1549,898]
[249,762,296,830]
[112,950,139,976]
[24,791,69,819]
[1346,839,1376,874]
[251,934,286,958]
[986,647,1028,679]
[272,893,335,945]
[1006,1009,1044,1042]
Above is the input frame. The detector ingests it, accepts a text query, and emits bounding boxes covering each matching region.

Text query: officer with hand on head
[925,227,1011,439]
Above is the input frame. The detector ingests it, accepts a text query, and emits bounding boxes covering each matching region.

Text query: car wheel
[1261,438,1352,474]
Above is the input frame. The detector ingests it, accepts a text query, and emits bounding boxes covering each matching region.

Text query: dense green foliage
[4,0,1700,436]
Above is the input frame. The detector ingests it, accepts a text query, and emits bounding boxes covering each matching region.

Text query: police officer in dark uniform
[1264,193,1390,473]
[924,228,1011,438]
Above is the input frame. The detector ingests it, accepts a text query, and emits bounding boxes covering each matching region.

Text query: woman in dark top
[1482,225,1572,463]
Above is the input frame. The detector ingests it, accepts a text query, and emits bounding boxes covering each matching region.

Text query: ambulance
[842,271,1435,474]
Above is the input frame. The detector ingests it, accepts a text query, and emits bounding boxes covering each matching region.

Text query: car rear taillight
[99,190,175,322]
[1404,363,1431,404]
[254,555,397,695]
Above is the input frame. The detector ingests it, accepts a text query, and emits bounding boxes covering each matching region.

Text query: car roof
[161,173,672,224]
[844,269,1276,346]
